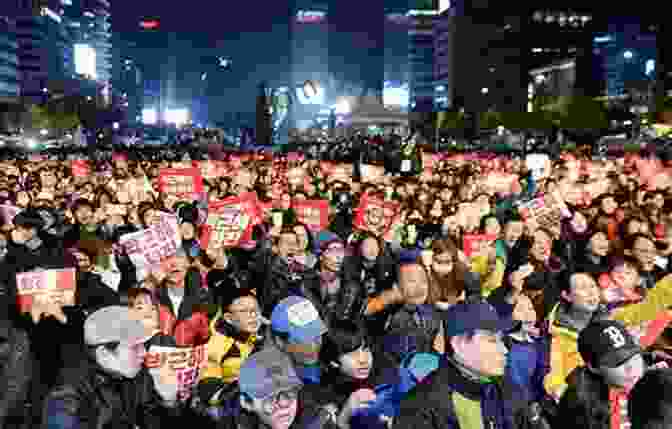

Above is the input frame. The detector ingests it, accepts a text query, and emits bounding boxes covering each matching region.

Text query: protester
[393,296,519,429]
[0,144,670,429]
[628,368,672,429]
[556,320,646,429]
[42,306,180,428]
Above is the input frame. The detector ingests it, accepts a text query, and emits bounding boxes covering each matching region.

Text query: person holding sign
[42,306,180,429]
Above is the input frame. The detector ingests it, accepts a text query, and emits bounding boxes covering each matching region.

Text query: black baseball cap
[578,320,641,369]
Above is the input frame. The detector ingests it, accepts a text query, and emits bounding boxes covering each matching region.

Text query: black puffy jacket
[42,358,180,429]
[0,319,32,429]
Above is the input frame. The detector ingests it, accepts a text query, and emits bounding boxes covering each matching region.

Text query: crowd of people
[2,143,672,429]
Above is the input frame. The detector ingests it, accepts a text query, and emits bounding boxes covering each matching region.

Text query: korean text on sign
[15,268,77,313]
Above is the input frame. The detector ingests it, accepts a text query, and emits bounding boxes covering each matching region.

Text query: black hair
[320,319,368,367]
[624,232,655,251]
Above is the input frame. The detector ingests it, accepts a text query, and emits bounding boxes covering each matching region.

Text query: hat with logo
[271,296,327,344]
[84,306,147,346]
[578,320,641,368]
[13,208,46,230]
[443,300,515,338]
[239,347,303,400]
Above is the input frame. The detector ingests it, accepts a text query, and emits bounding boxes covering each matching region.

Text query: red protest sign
[200,195,256,249]
[0,204,20,224]
[292,199,329,232]
[158,168,204,200]
[462,234,497,258]
[15,268,77,313]
[71,159,90,177]
[145,344,208,402]
[353,193,399,237]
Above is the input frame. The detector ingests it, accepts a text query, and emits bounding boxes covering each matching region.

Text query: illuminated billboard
[165,108,190,127]
[383,81,410,108]
[140,20,160,29]
[296,10,326,24]
[296,84,326,105]
[142,108,158,125]
[74,44,97,79]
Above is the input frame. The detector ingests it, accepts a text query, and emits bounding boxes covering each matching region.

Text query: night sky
[110,0,413,120]
[109,0,656,121]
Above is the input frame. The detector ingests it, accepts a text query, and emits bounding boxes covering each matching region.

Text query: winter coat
[0,319,32,429]
[394,358,513,429]
[42,357,180,429]
[156,270,210,347]
[545,275,672,400]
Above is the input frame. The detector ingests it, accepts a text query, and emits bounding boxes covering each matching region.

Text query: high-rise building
[63,0,112,86]
[290,1,329,93]
[0,16,20,102]
[434,0,526,113]
[408,9,437,112]
[592,18,656,99]
[111,37,143,123]
[10,0,75,101]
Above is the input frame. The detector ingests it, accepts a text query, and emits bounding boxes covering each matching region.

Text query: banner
[71,159,90,177]
[463,234,497,258]
[15,268,76,313]
[517,195,564,238]
[195,160,228,180]
[200,194,259,249]
[145,344,208,402]
[353,193,399,237]
[292,199,329,232]
[0,204,20,224]
[119,213,181,271]
[159,168,204,201]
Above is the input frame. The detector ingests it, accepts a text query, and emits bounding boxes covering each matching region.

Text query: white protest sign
[119,213,181,272]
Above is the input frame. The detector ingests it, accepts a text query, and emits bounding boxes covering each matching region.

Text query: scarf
[445,357,511,429]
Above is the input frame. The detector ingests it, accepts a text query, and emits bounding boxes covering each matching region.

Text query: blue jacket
[504,335,550,405]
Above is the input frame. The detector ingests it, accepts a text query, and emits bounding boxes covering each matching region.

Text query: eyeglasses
[261,386,301,414]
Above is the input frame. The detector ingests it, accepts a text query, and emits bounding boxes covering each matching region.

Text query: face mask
[599,354,645,389]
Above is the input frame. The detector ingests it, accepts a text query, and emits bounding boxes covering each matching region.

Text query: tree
[27,105,51,130]
[559,96,609,141]
[479,110,502,130]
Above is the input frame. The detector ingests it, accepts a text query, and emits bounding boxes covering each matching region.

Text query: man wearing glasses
[234,347,340,429]
[195,288,267,422]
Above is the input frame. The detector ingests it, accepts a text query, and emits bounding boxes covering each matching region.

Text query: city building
[528,58,577,112]
[11,0,75,102]
[63,0,112,99]
[111,37,143,123]
[408,9,437,113]
[592,18,657,100]
[384,9,411,111]
[434,0,526,114]
[0,16,20,102]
